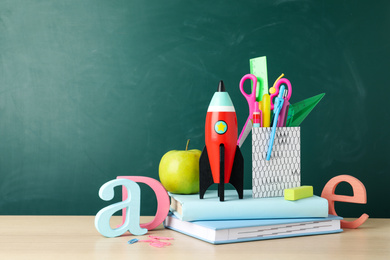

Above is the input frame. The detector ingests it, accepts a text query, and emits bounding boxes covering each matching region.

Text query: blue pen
[266,85,285,161]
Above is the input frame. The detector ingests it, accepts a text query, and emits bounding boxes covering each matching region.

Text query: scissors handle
[237,74,258,147]
[270,78,292,110]
[239,74,258,100]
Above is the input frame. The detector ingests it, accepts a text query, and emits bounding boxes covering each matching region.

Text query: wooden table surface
[0,216,389,260]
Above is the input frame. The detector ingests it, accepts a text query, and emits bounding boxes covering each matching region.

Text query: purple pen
[277,90,290,127]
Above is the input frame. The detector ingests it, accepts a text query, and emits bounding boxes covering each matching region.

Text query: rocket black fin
[219,144,225,202]
[199,146,214,199]
[229,145,244,199]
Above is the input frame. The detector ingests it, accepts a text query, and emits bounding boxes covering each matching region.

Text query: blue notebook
[164,213,343,244]
[170,190,329,221]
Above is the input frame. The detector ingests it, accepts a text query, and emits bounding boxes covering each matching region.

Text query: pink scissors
[237,74,258,147]
[269,78,292,110]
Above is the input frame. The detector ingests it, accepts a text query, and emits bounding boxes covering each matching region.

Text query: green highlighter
[286,93,325,127]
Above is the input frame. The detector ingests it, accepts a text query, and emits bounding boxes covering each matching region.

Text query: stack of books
[163,190,342,244]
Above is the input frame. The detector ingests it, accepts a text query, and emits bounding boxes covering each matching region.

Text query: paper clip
[135,235,174,248]
[128,238,139,244]
[149,241,172,248]
[148,235,174,240]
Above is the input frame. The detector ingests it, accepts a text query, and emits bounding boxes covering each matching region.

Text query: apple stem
[186,139,190,151]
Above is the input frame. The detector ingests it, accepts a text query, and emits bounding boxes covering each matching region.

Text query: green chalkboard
[0,0,389,218]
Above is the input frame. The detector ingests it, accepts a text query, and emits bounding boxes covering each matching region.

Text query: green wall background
[0,0,388,217]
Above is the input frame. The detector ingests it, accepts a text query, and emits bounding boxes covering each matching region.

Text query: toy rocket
[199,81,244,201]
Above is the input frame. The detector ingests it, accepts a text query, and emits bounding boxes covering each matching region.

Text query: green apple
[159,140,201,194]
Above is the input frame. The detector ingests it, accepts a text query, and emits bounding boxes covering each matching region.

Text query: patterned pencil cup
[252,127,301,198]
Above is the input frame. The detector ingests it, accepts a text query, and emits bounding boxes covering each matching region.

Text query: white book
[164,213,343,244]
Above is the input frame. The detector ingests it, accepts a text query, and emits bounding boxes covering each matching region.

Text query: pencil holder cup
[252,127,301,198]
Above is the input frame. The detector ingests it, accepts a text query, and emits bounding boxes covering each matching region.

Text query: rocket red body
[205,111,237,183]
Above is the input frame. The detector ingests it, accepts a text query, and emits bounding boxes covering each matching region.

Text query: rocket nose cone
[218,81,226,92]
